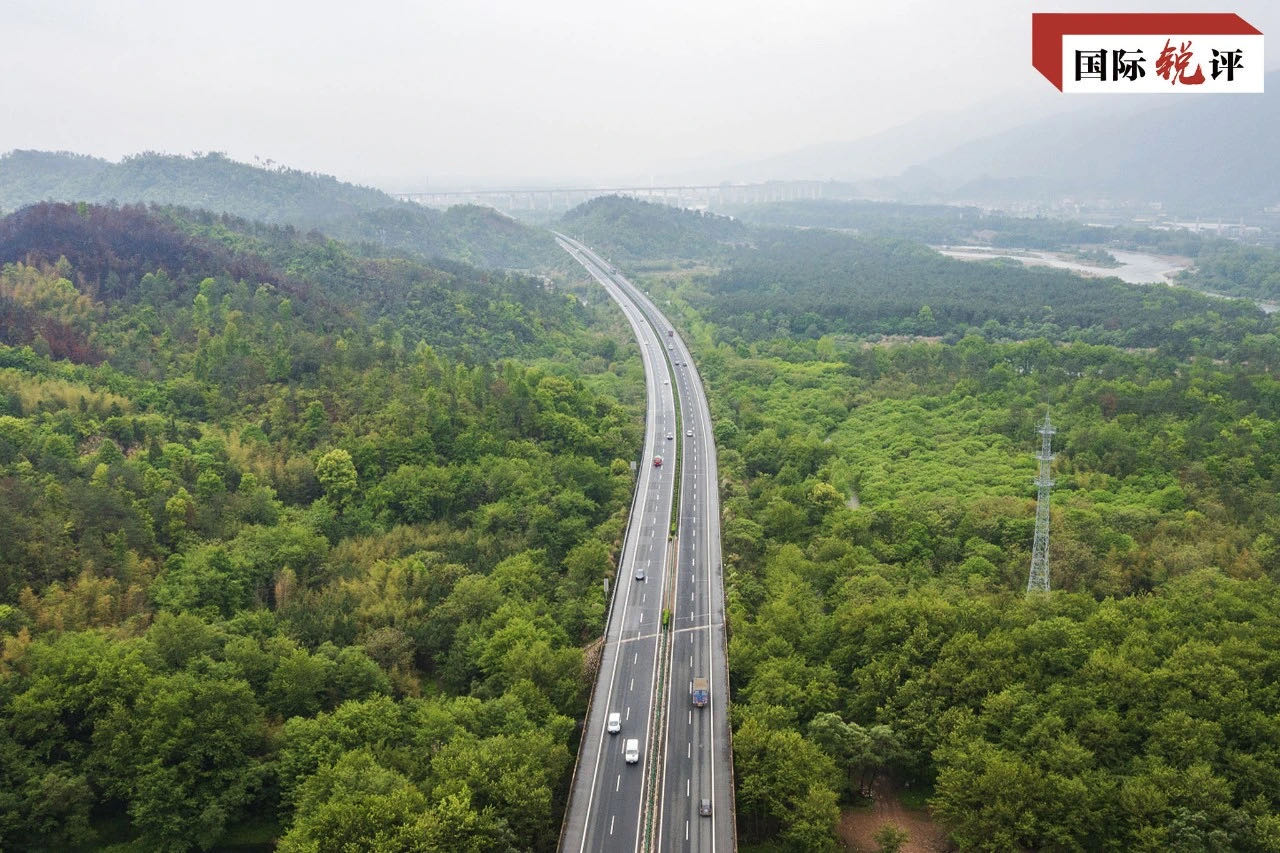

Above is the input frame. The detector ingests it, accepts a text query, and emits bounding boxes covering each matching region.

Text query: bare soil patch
[837,778,951,853]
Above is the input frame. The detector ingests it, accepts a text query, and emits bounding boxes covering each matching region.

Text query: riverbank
[934,245,1278,314]
[933,245,1190,284]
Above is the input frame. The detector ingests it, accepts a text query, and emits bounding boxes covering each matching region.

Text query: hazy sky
[2,0,1275,188]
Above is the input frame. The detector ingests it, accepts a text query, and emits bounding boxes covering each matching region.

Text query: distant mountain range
[923,76,1279,216]
[704,89,1083,184]
[0,150,560,269]
[722,72,1280,218]
[9,71,1275,243]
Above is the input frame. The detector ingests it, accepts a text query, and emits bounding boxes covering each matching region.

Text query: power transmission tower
[1028,413,1055,593]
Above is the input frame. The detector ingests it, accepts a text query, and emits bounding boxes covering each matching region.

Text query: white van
[624,738,640,764]
[607,712,621,734]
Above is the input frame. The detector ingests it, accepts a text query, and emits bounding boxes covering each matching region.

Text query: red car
[653,456,663,467]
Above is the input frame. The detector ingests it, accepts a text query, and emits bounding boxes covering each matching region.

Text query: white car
[634,567,645,581]
[686,429,693,437]
[624,738,640,764]
[666,432,674,440]
[607,712,621,734]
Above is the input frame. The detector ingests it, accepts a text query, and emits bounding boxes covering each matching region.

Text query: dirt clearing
[837,778,951,852]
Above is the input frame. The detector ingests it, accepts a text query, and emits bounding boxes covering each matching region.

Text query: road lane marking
[610,816,615,835]
[562,238,710,851]
[616,775,620,791]
[608,624,722,646]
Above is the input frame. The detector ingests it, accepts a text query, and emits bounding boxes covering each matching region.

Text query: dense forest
[674,296,1280,853]
[576,199,1280,851]
[4,187,1279,851]
[0,203,643,850]
[1179,241,1280,302]
[730,197,1280,302]
[560,195,751,262]
[0,151,561,270]
[730,199,1119,250]
[695,228,1274,358]
[727,199,1218,254]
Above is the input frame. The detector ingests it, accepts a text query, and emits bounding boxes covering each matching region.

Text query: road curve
[556,234,733,852]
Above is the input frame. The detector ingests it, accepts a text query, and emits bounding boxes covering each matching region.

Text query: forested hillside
[620,213,1280,850]
[559,195,750,262]
[0,203,641,850]
[0,151,561,269]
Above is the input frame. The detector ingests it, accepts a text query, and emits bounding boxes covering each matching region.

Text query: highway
[556,234,733,852]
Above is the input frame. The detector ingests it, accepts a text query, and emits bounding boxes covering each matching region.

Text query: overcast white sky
[1,0,1275,188]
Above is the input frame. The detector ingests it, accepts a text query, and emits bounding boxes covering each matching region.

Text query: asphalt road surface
[556,235,733,852]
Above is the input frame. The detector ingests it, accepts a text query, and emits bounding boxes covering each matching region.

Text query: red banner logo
[1032,13,1263,93]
